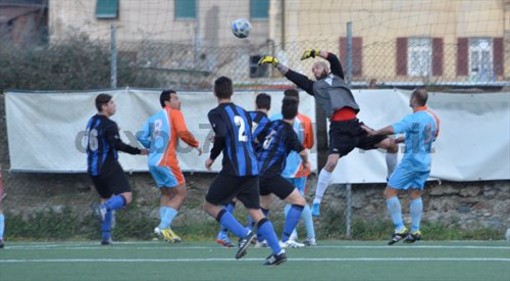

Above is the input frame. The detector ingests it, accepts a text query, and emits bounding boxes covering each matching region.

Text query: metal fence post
[345,22,353,239]
[346,22,353,86]
[110,24,117,89]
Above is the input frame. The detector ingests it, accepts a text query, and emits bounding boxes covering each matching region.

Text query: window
[408,38,431,77]
[250,55,268,78]
[469,38,493,81]
[250,0,269,19]
[95,0,119,19]
[175,0,196,19]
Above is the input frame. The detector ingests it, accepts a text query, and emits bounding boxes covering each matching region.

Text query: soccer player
[257,96,311,248]
[270,89,316,246]
[86,93,148,245]
[215,93,271,247]
[204,76,286,265]
[258,49,398,217]
[137,90,202,243]
[366,89,439,244]
[0,165,5,249]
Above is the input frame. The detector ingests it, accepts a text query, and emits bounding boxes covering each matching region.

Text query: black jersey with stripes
[85,114,141,176]
[208,103,259,176]
[249,111,270,152]
[256,120,304,177]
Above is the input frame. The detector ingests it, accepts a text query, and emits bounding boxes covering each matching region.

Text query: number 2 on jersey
[234,116,248,142]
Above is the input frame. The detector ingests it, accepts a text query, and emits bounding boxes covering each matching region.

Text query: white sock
[313,169,332,204]
[385,152,398,178]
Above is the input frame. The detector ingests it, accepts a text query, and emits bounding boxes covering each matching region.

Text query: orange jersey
[137,106,199,184]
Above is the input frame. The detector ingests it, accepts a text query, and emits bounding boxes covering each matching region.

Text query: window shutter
[493,37,504,76]
[175,0,196,19]
[396,37,408,76]
[339,37,363,76]
[250,0,269,19]
[95,0,119,19]
[456,37,469,76]
[432,38,443,76]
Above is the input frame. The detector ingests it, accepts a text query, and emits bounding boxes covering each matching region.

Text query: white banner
[4,89,317,174]
[330,89,510,183]
[5,89,510,182]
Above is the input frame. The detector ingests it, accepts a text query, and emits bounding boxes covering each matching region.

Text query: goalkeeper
[258,50,398,217]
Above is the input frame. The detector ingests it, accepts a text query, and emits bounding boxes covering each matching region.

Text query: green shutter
[175,0,196,19]
[250,0,269,19]
[96,0,119,19]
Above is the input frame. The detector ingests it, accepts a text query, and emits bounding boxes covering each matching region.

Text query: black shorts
[205,174,260,209]
[259,175,295,200]
[329,118,387,156]
[90,161,131,199]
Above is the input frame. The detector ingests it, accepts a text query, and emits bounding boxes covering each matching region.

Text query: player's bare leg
[376,137,399,178]
[156,185,186,243]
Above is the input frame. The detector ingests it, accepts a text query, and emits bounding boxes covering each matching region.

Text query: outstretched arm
[171,110,202,155]
[302,49,344,79]
[106,124,144,155]
[367,125,394,137]
[258,56,315,95]
[322,52,344,79]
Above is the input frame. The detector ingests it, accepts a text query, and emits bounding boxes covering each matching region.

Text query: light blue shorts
[284,177,307,195]
[149,166,181,188]
[388,165,430,190]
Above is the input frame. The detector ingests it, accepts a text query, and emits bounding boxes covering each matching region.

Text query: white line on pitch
[5,244,510,250]
[1,257,509,263]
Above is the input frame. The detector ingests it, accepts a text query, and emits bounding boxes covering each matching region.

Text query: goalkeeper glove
[258,56,279,66]
[300,49,320,60]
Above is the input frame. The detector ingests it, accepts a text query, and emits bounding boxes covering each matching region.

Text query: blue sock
[386,196,404,231]
[161,207,178,229]
[103,195,126,211]
[220,202,236,233]
[225,201,236,213]
[257,219,282,255]
[0,213,4,240]
[165,207,178,226]
[282,205,304,242]
[301,204,315,239]
[255,208,270,242]
[159,207,165,223]
[284,203,315,239]
[218,210,249,238]
[410,198,423,232]
[101,210,112,241]
[158,207,166,228]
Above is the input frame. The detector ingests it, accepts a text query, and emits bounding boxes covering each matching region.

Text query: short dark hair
[282,96,298,120]
[412,88,428,106]
[283,88,299,101]
[95,93,112,112]
[160,90,176,108]
[255,93,271,110]
[214,76,233,99]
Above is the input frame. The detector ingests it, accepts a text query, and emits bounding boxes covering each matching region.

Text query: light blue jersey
[392,107,439,172]
[137,109,172,168]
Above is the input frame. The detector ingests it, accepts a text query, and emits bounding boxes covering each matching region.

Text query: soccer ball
[231,18,252,39]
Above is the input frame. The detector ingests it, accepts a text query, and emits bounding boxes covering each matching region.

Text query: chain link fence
[2,31,508,92]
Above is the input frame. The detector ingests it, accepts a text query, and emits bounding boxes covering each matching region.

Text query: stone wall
[319,179,510,231]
